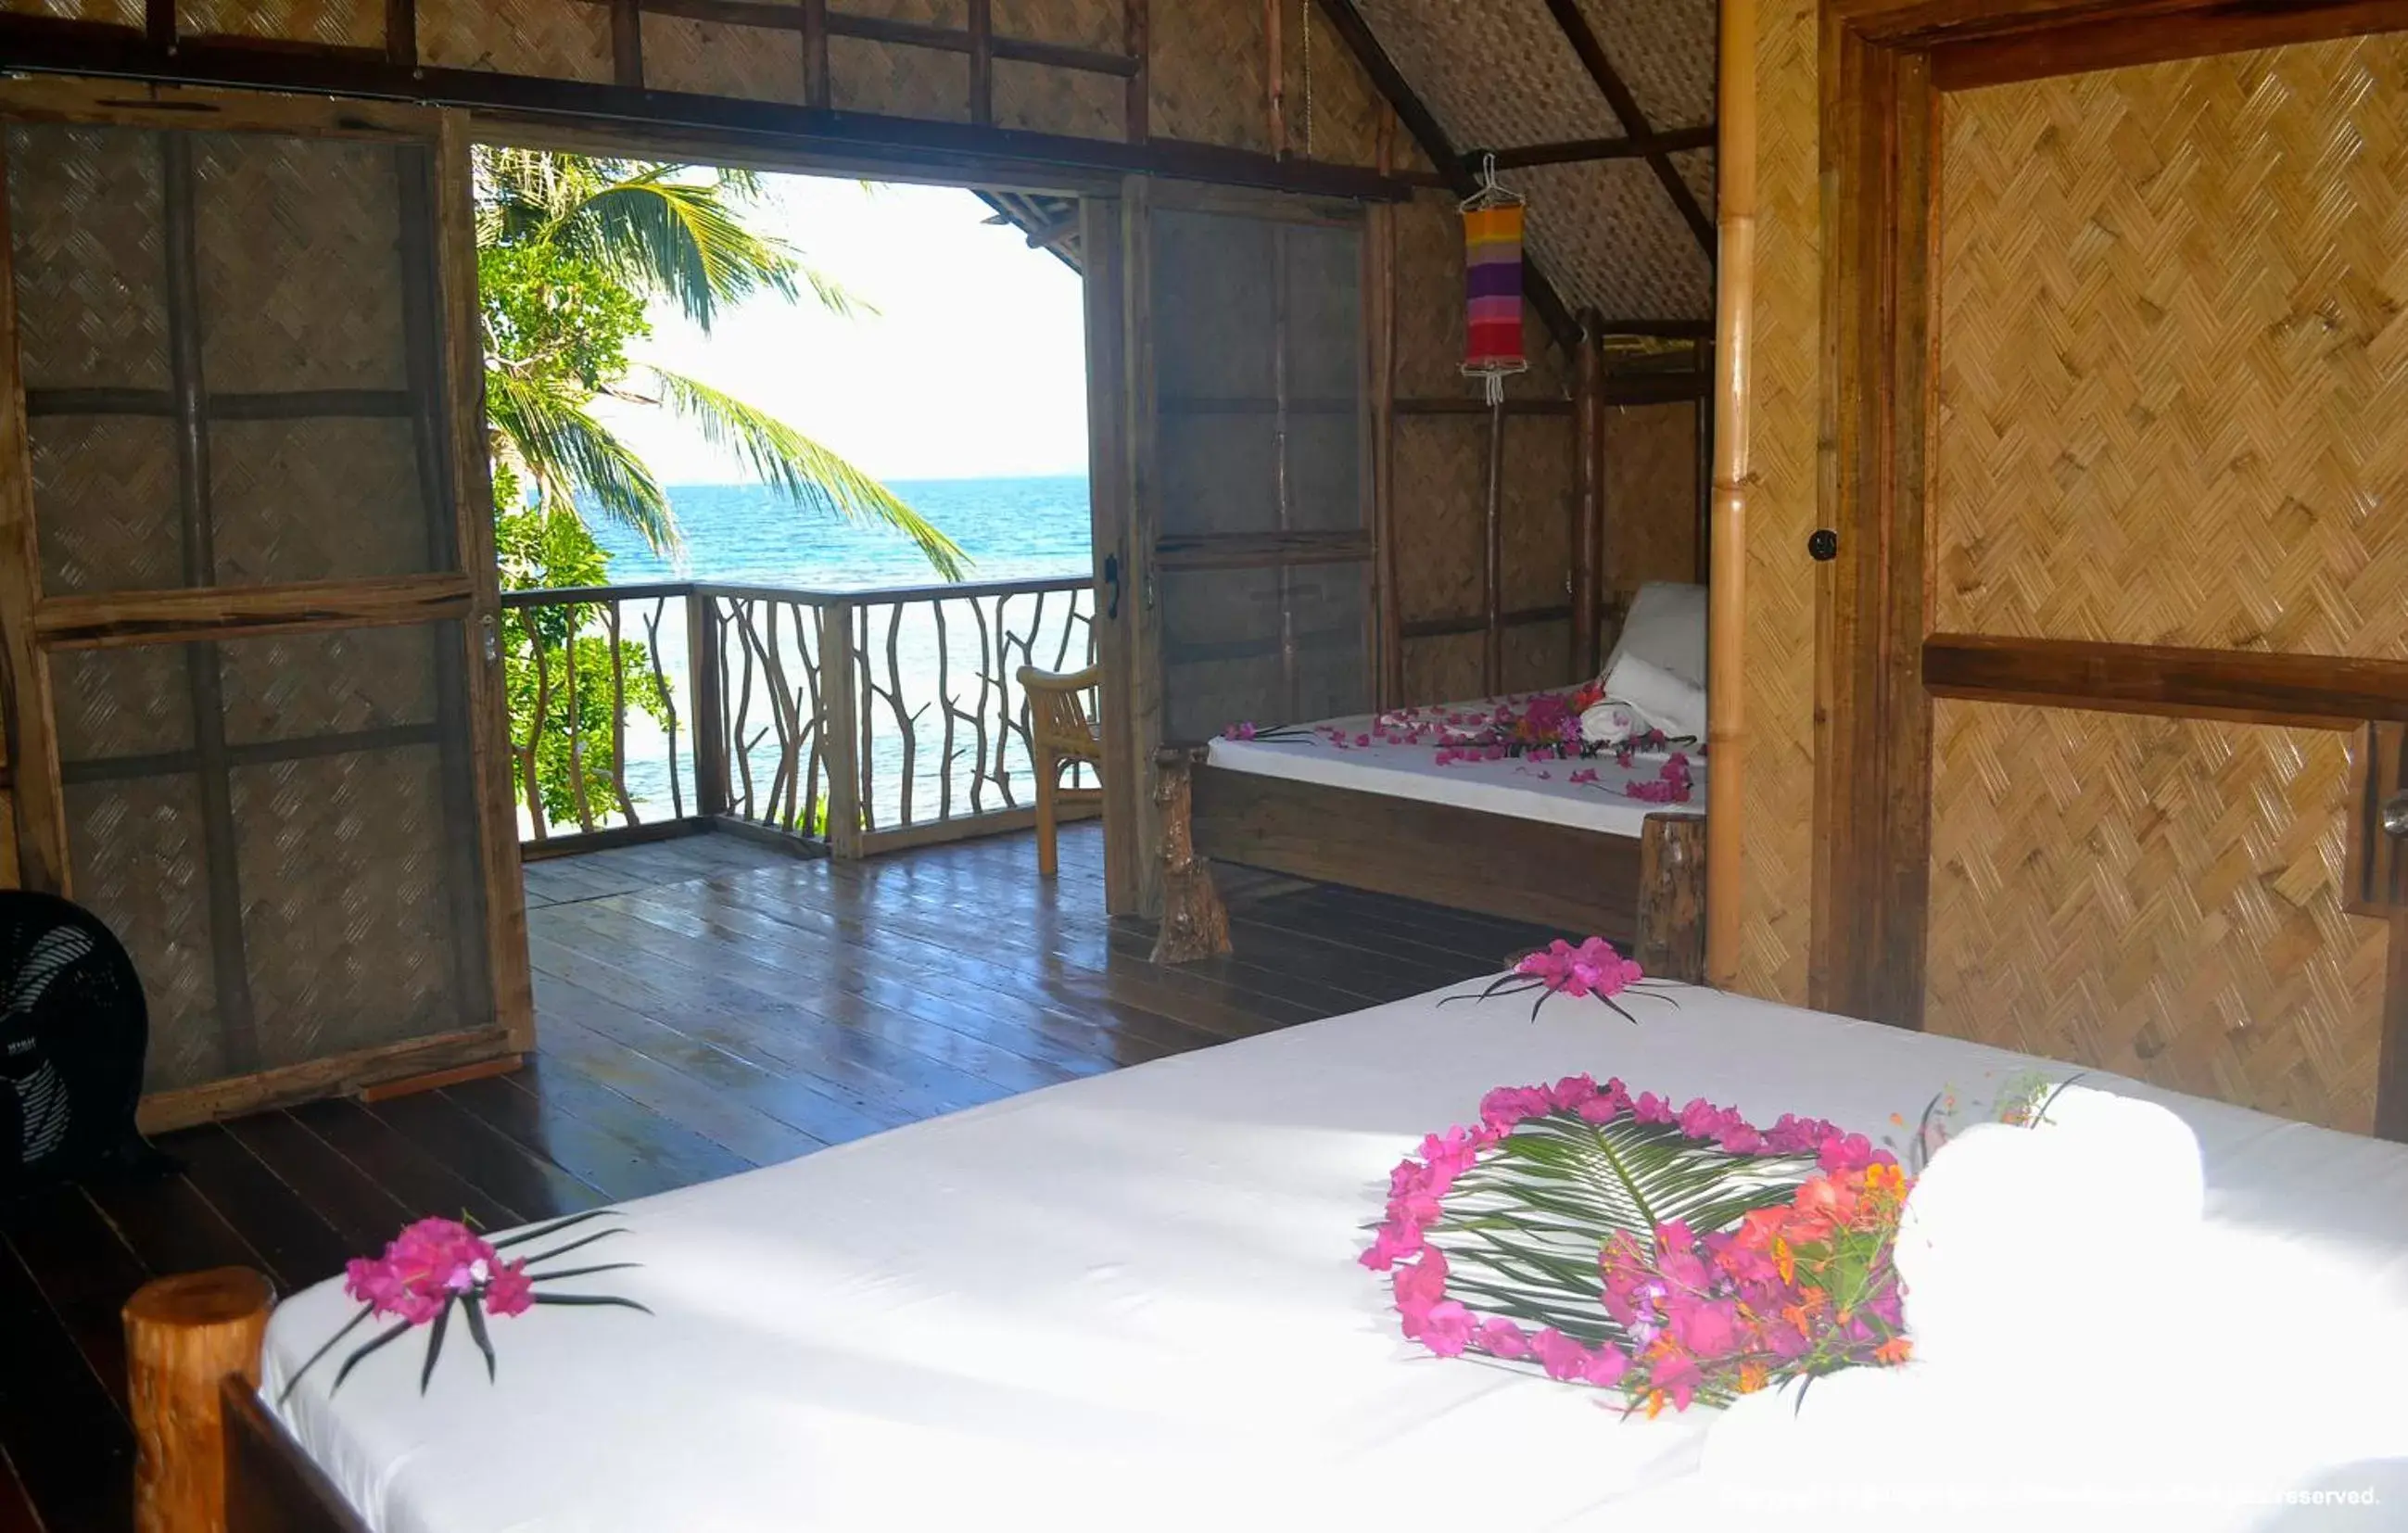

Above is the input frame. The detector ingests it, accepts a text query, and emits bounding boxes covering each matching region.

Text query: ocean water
[549,475,1096,837]
[589,474,1093,588]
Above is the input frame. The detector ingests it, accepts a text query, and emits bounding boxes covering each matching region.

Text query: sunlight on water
[548,476,1094,834]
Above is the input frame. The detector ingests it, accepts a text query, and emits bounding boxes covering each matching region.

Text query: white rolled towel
[1577,699,1648,746]
[1595,652,1706,741]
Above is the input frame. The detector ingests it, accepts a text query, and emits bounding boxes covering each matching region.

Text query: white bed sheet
[1206,700,1705,838]
[262,984,2408,1533]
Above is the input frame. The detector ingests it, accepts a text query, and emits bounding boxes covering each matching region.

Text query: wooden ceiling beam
[1540,0,1716,256]
[1476,124,1717,171]
[1312,0,1579,351]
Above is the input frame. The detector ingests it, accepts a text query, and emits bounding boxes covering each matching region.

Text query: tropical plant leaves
[1421,1112,1814,1349]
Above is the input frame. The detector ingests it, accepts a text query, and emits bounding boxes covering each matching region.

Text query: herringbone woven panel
[195,134,409,394]
[1282,0,1384,166]
[1392,414,1484,622]
[30,417,180,595]
[993,60,1122,139]
[67,777,220,1094]
[6,124,167,394]
[50,645,195,762]
[1147,0,1270,151]
[1732,0,1819,1004]
[1499,412,1575,614]
[833,0,962,24]
[1519,158,1708,321]
[0,0,141,20]
[1358,0,1615,152]
[1670,146,1714,217]
[993,0,1114,50]
[1607,399,1698,599]
[1935,35,2408,657]
[1402,630,1482,703]
[1927,701,2384,1134]
[420,0,612,81]
[830,35,971,122]
[642,13,806,104]
[178,0,379,46]
[216,624,439,746]
[1572,0,1713,130]
[233,746,465,1070]
[209,419,431,587]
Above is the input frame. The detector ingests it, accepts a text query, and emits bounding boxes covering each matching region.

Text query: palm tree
[475,148,967,578]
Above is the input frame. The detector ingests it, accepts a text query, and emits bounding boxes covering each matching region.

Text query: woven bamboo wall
[1730,0,1819,1003]
[1605,399,1698,602]
[1933,35,2408,660]
[1926,702,2384,1134]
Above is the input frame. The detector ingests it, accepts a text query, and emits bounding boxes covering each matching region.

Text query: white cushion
[1603,581,1707,692]
[1599,651,1706,741]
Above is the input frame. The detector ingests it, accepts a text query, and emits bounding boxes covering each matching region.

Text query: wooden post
[1482,399,1505,695]
[1370,104,1401,709]
[1572,313,1605,678]
[1149,746,1230,963]
[818,599,863,859]
[125,1267,273,1533]
[1636,813,1707,985]
[1705,0,1755,989]
[689,589,729,817]
[1692,336,1714,586]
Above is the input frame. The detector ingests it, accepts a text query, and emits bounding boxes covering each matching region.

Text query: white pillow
[1600,651,1705,741]
[1603,581,1707,692]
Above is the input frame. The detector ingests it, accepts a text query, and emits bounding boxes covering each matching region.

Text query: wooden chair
[1017,663,1105,877]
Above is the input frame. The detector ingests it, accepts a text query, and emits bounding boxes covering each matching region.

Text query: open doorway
[476,149,1105,873]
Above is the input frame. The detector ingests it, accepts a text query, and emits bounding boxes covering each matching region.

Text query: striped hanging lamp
[1461,154,1528,407]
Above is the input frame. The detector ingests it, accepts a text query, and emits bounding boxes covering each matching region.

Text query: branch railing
[500,576,1098,857]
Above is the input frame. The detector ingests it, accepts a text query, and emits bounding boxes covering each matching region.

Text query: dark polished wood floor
[0,823,1561,1531]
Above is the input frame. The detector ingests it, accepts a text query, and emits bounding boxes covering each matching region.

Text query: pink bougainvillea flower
[483,1258,535,1318]
[1475,1316,1532,1360]
[1631,1092,1676,1125]
[1417,1301,1476,1357]
[1359,1221,1425,1272]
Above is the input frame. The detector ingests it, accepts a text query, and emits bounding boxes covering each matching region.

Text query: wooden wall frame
[1806,0,2408,1137]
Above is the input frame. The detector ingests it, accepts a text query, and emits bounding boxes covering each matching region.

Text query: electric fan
[0,892,155,1193]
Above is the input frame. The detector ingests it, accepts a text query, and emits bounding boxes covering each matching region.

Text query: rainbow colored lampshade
[1464,202,1527,380]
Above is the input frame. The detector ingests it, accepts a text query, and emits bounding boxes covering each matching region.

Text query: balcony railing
[499,576,1098,858]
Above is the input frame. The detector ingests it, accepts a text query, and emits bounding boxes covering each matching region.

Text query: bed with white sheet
[1185,582,1713,969]
[253,979,2408,1531]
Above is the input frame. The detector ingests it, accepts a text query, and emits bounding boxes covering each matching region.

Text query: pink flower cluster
[1362,1079,1895,1400]
[345,1217,535,1325]
[1515,937,1643,999]
[1620,752,1694,804]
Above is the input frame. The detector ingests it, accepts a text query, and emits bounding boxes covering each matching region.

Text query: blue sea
[554,475,1095,836]
[589,474,1093,587]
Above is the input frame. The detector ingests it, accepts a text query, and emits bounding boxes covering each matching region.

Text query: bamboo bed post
[125,1267,273,1533]
[1705,0,1755,989]
[1572,313,1606,677]
[1636,813,1708,985]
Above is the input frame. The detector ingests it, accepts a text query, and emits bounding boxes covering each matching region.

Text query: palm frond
[1423,1114,1813,1348]
[647,367,968,579]
[559,170,801,332]
[486,368,678,552]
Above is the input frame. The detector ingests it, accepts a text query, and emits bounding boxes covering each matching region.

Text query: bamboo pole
[1572,312,1605,677]
[125,1267,272,1533]
[1371,104,1401,708]
[1706,0,1756,988]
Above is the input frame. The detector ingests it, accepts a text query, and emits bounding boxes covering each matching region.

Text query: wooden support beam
[1572,316,1605,677]
[1476,124,1717,171]
[1312,0,1580,351]
[1482,400,1505,694]
[1540,0,1716,255]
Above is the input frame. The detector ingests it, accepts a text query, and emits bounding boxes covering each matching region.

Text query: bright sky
[589,174,1090,485]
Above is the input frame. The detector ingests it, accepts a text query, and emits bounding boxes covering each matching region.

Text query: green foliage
[476,146,970,829]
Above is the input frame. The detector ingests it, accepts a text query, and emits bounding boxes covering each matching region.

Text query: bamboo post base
[1636,813,1708,985]
[125,1267,274,1533]
[1150,747,1231,964]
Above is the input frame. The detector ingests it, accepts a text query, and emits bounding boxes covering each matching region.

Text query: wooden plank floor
[0,823,1562,1530]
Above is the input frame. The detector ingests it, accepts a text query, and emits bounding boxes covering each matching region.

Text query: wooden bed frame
[1156,750,1708,984]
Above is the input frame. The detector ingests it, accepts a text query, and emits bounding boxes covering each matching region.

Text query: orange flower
[1875,1337,1913,1366]
[1736,1362,1769,1395]
[1773,1237,1795,1285]
[1644,1389,1668,1420]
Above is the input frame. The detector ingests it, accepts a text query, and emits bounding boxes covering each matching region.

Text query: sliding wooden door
[0,81,527,1130]
[1098,178,1372,915]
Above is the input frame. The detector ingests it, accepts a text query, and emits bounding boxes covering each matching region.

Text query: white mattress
[262,983,2408,1532]
[1206,701,1705,838]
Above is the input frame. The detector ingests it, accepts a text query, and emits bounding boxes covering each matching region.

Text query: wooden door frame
[0,79,533,1124]
[1810,0,2408,1135]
